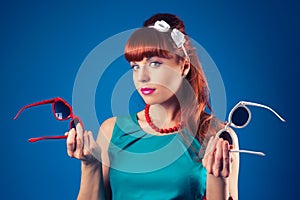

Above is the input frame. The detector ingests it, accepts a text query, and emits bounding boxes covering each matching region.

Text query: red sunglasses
[14,97,82,142]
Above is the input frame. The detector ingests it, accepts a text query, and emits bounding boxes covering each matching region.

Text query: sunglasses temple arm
[239,101,286,122]
[14,99,55,120]
[230,149,266,156]
[28,135,68,142]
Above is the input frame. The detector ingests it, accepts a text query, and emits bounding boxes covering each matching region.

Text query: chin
[139,96,158,105]
[139,91,176,106]
[142,97,175,107]
[142,99,158,106]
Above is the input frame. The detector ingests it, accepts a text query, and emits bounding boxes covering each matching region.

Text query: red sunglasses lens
[54,100,71,120]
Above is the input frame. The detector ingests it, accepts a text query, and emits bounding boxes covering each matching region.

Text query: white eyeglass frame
[217,101,286,156]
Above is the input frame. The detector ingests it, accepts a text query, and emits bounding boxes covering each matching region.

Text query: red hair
[124,13,213,155]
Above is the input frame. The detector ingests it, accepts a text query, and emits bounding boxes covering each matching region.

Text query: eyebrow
[130,58,150,64]
[130,56,163,64]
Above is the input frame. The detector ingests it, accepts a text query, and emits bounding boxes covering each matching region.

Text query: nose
[137,66,150,82]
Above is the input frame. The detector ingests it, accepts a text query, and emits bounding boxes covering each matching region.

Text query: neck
[145,103,183,134]
[148,101,182,128]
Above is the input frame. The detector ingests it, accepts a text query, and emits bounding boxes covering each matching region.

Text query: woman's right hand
[66,122,101,165]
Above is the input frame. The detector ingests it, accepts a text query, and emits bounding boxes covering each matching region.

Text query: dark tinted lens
[219,130,233,145]
[231,106,249,127]
[70,117,80,129]
[54,101,71,119]
[70,119,76,129]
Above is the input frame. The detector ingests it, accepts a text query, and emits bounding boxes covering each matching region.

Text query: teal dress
[108,114,207,200]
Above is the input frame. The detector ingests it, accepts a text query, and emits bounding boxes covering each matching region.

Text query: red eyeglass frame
[14,97,82,142]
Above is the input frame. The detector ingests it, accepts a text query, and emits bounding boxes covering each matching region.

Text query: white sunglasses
[216,101,286,156]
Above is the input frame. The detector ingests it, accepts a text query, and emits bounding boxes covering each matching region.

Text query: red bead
[228,197,233,200]
[144,104,183,134]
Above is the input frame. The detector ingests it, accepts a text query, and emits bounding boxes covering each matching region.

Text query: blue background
[1,0,299,199]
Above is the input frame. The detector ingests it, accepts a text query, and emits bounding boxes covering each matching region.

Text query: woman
[66,13,239,200]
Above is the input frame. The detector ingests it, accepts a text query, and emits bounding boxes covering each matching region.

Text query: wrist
[207,173,228,180]
[206,174,230,199]
[81,160,101,171]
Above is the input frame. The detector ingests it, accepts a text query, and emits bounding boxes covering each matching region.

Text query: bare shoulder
[210,116,225,131]
[96,117,116,144]
[100,117,116,135]
[207,116,225,136]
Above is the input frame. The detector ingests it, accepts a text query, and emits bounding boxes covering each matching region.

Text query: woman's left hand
[202,136,232,178]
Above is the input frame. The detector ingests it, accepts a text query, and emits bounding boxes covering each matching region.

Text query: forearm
[206,174,229,200]
[77,162,104,200]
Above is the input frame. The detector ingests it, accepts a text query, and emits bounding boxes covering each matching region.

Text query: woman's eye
[149,61,162,67]
[131,65,139,71]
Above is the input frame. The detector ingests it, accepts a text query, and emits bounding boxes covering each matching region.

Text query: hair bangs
[124,27,176,62]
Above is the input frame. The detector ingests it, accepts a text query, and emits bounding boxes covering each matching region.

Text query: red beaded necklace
[144,104,183,134]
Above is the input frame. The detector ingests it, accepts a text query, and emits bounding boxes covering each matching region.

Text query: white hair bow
[150,20,188,57]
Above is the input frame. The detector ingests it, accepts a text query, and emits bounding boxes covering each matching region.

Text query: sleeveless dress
[108,113,207,200]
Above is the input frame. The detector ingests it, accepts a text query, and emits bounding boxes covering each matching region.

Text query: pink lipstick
[141,88,155,95]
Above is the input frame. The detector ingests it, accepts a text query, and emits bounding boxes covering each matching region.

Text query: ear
[181,58,190,77]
